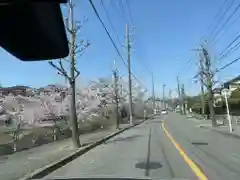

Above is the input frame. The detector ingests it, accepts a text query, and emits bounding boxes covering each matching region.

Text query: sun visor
[0,1,69,61]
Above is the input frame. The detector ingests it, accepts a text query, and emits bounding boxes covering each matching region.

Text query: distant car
[161,109,168,115]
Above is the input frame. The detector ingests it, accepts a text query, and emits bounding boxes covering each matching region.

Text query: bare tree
[48,0,89,148]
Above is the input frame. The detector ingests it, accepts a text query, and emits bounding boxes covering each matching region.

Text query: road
[0,124,129,180]
[165,113,240,180]
[46,113,240,180]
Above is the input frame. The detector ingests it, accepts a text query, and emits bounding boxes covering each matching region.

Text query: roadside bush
[79,115,112,134]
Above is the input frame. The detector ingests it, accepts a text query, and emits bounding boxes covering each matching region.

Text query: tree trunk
[53,127,58,141]
[12,131,17,152]
[200,91,205,117]
[13,141,17,152]
[116,103,120,129]
[70,81,80,148]
[208,87,217,126]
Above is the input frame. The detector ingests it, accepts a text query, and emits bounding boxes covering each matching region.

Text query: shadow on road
[135,126,162,176]
[149,120,163,124]
[191,141,208,146]
[106,134,144,144]
[135,161,162,170]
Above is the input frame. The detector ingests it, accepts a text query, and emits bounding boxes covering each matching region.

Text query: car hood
[37,175,190,180]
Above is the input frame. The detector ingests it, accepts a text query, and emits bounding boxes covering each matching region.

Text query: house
[0,86,30,96]
[211,75,240,104]
[223,75,240,92]
[213,87,222,103]
[38,84,68,95]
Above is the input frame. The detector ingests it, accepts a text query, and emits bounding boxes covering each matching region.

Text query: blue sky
[1,0,240,97]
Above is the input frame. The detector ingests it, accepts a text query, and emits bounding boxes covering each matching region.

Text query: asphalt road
[46,116,196,180]
[164,113,240,180]
[45,113,240,180]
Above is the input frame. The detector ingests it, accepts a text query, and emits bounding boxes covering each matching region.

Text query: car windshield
[1,1,240,180]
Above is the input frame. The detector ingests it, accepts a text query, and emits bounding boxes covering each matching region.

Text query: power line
[210,1,240,43]
[216,38,240,62]
[124,0,134,25]
[117,0,130,24]
[216,56,240,72]
[207,0,233,39]
[100,0,122,47]
[218,33,240,57]
[211,9,240,46]
[112,0,155,79]
[111,0,128,23]
[102,0,152,88]
[117,1,154,77]
[88,0,148,91]
[178,58,196,77]
[88,0,127,67]
[207,0,229,33]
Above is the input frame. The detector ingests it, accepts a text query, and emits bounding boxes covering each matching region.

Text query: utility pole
[202,46,216,126]
[177,77,182,114]
[162,84,166,109]
[126,24,133,124]
[113,60,120,129]
[199,53,205,117]
[169,89,173,110]
[181,84,186,115]
[152,74,156,114]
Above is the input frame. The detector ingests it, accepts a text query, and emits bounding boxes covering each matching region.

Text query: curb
[201,126,240,139]
[18,120,145,180]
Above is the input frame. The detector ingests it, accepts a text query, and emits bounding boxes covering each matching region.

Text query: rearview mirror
[0,1,69,61]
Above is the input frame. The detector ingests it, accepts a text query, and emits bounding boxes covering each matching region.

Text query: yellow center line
[161,121,208,180]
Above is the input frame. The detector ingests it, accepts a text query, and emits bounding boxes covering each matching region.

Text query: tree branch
[62,57,70,63]
[65,17,73,34]
[74,68,80,79]
[200,77,208,88]
[75,41,90,55]
[49,61,71,82]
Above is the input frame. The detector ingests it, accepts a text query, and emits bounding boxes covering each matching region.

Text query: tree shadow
[106,134,143,144]
[135,161,162,170]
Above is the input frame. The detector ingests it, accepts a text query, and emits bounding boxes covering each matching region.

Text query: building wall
[227,80,240,91]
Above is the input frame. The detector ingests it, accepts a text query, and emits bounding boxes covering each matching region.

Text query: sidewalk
[184,113,240,139]
[0,122,134,180]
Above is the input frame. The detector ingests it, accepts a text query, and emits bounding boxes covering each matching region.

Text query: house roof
[213,87,222,93]
[224,75,240,87]
[0,85,31,91]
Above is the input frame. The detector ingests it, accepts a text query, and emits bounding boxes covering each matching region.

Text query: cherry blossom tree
[87,78,115,119]
[75,87,103,123]
[35,93,70,141]
[0,95,26,152]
